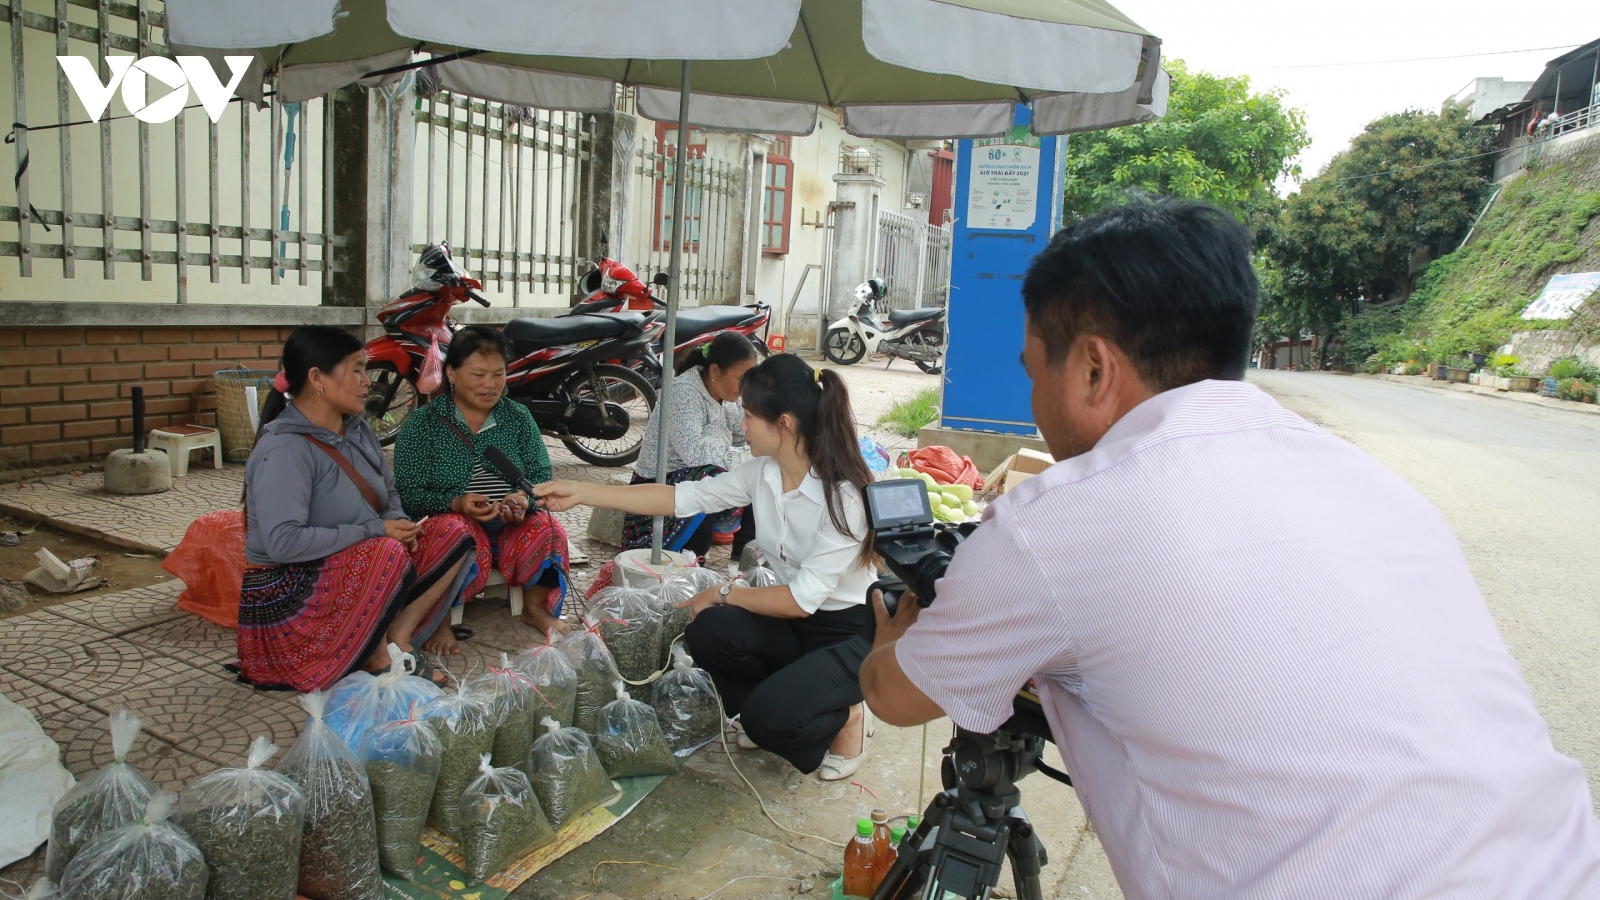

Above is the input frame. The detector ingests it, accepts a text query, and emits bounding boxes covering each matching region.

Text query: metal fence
[874,210,951,310]
[1,0,339,303]
[617,130,741,306]
[412,92,595,307]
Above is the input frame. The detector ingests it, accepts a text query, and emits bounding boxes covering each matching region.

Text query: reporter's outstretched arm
[861,589,946,727]
[533,480,675,515]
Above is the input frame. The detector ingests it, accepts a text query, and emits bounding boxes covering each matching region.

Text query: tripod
[872,727,1063,900]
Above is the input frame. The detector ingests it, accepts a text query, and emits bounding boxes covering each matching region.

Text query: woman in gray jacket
[239,326,474,691]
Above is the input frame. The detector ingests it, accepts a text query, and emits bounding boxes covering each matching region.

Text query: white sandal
[817,704,870,782]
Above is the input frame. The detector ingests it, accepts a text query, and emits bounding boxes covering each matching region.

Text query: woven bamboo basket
[213,368,277,461]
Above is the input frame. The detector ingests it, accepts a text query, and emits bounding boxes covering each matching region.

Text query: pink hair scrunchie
[271,371,291,394]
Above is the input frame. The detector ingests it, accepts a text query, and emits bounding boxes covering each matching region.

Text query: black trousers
[684,603,870,774]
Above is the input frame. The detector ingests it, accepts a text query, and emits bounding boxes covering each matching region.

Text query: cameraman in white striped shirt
[861,197,1600,899]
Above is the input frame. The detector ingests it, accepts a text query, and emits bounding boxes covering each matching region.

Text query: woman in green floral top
[394,326,569,654]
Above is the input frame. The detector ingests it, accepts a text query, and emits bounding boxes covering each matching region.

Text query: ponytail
[741,355,873,565]
[675,331,761,376]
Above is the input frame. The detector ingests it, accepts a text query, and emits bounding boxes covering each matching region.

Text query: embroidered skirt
[238,524,477,692]
[434,511,570,615]
[238,537,413,692]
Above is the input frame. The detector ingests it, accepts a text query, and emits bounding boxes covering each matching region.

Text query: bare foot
[519,597,571,639]
[828,703,866,758]
[422,626,461,655]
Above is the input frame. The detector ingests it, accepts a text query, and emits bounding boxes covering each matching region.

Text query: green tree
[1266,102,1495,363]
[1061,60,1309,226]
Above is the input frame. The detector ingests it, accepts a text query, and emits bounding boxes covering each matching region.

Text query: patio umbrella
[165,0,1166,559]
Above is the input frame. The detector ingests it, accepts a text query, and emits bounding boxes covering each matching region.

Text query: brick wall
[0,327,292,471]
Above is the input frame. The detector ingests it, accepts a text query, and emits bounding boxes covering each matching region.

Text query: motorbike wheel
[910,327,945,375]
[560,363,658,467]
[364,361,419,445]
[823,328,866,365]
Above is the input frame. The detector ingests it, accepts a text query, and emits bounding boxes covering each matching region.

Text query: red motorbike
[364,244,663,466]
[572,249,773,385]
[363,243,488,442]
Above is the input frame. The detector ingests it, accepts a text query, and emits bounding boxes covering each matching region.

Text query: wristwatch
[718,583,733,605]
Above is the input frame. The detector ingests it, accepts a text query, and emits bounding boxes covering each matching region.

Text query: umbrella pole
[651,60,692,565]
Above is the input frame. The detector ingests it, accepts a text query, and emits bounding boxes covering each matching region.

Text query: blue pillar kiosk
[925,104,1063,470]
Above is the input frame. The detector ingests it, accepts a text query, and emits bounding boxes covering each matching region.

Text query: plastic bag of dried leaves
[360,701,442,880]
[650,645,722,756]
[276,691,384,900]
[176,735,304,900]
[457,754,553,883]
[59,793,207,900]
[595,682,679,778]
[45,710,156,883]
[526,717,615,830]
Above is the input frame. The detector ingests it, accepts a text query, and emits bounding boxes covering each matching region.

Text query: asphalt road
[1252,370,1600,804]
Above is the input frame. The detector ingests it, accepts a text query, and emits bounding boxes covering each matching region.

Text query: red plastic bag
[417,337,444,395]
[906,446,984,491]
[161,510,246,629]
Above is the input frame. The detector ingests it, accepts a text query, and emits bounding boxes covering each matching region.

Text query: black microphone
[483,446,536,496]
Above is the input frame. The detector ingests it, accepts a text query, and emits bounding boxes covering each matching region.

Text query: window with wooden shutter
[762,137,794,255]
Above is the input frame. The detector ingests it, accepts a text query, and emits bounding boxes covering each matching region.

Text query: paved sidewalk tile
[45,581,188,636]
[1,668,216,790]
[2,612,200,706]
[121,614,239,673]
[93,666,305,770]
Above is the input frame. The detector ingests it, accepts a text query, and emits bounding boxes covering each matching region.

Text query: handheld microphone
[483,446,536,496]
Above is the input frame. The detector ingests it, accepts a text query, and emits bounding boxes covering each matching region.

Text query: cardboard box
[987,448,1056,495]
[1011,448,1054,474]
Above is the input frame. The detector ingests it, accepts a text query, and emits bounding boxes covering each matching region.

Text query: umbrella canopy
[164,0,1168,136]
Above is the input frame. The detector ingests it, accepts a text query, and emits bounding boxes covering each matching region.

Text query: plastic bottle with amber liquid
[843,818,878,898]
[870,809,894,886]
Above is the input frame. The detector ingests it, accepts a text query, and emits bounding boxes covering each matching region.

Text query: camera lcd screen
[865,479,933,529]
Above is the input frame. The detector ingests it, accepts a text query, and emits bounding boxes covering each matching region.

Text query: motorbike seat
[673,305,761,338]
[504,312,646,350]
[887,307,944,329]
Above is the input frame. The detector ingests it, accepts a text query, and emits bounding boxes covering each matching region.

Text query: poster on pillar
[940,106,1064,436]
[966,128,1042,231]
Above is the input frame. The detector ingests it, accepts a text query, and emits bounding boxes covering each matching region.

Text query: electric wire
[1249,44,1581,70]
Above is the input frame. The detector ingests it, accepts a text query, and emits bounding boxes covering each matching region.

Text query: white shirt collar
[759,457,828,504]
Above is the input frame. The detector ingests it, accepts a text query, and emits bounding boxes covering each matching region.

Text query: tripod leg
[1004,812,1048,900]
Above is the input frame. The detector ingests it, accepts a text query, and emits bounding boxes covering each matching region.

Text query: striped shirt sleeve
[894,499,1078,733]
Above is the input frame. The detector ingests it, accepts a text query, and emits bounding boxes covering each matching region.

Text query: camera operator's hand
[871,588,921,650]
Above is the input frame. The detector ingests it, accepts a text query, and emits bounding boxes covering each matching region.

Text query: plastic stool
[147,425,223,477]
[450,569,524,626]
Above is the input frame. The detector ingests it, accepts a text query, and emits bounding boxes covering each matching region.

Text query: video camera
[861,479,1055,743]
[862,478,977,642]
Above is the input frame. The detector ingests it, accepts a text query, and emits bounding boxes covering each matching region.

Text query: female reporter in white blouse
[535,354,877,780]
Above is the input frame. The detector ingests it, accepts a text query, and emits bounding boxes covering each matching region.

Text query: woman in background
[239,326,473,690]
[625,332,760,561]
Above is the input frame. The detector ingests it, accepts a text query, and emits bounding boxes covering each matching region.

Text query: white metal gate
[1,0,339,304]
[412,92,595,308]
[874,210,951,310]
[617,126,741,306]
